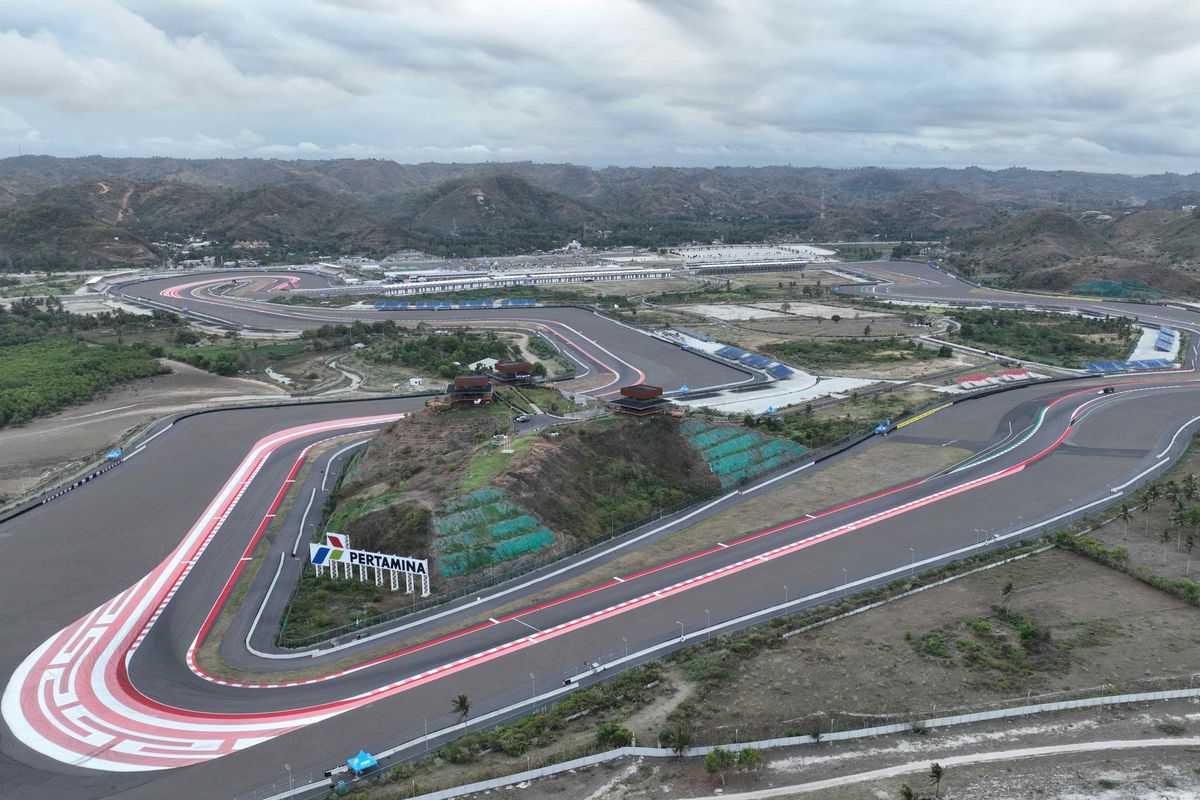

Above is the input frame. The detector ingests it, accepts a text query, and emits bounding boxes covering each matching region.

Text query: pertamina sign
[310,533,430,596]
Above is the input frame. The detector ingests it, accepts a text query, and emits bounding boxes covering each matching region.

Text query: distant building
[608,384,670,416]
[444,375,494,406]
[492,360,534,384]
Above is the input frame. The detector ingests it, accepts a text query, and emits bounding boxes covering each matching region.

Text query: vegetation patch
[0,298,173,426]
[947,308,1136,367]
[762,336,936,372]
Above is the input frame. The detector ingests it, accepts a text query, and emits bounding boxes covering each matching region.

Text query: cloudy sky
[1,0,1198,173]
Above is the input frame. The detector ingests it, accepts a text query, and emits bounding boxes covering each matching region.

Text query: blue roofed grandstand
[372,298,536,311]
[1155,327,1177,351]
[1083,359,1177,373]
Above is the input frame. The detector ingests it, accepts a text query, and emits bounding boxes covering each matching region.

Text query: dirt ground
[0,359,284,503]
[710,549,1200,741]
[1085,442,1200,584]
[498,700,1200,800]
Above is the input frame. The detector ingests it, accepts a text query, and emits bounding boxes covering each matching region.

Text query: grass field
[459,433,537,492]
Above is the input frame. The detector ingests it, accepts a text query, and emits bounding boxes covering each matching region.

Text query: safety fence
[247,677,1200,800]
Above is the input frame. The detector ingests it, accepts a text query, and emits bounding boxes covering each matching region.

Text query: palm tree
[929,762,945,798]
[1164,480,1181,510]
[1171,508,1189,550]
[1141,488,1159,536]
[452,694,471,722]
[899,784,918,800]
[1118,503,1132,541]
[1001,581,1014,613]
[1183,473,1197,503]
[1186,531,1196,576]
[1160,528,1172,565]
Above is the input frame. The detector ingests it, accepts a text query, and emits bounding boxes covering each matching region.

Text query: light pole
[285,763,293,792]
[622,636,628,659]
[675,620,684,641]
[783,583,789,605]
[705,608,711,640]
[529,672,536,699]
[842,567,848,598]
[909,547,915,579]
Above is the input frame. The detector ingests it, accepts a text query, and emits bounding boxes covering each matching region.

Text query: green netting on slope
[703,433,761,459]
[439,528,555,577]
[433,487,557,577]
[433,499,524,536]
[682,419,806,488]
[685,425,747,450]
[442,487,506,513]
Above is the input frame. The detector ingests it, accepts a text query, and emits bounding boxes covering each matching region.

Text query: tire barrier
[39,459,122,505]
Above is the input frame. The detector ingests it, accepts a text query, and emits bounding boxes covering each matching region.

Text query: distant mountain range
[1,156,1199,295]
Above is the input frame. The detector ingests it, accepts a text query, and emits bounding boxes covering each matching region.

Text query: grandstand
[1083,359,1176,373]
[681,419,807,488]
[372,298,537,311]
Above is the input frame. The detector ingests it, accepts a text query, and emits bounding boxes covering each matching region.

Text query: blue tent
[348,750,378,774]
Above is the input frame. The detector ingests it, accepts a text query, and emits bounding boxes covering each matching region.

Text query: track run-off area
[4,263,1200,799]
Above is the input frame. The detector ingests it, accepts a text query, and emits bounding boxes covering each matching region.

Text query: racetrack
[4,266,1200,799]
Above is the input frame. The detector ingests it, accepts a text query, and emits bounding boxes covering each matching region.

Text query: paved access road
[2,268,1200,800]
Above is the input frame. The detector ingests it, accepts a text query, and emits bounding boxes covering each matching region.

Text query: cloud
[0,0,1198,172]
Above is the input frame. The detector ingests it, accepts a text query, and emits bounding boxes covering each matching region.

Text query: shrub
[595,723,633,749]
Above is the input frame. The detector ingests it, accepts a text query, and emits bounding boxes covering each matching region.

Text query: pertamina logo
[310,532,347,566]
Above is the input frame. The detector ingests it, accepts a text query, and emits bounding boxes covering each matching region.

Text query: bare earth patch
[0,359,283,502]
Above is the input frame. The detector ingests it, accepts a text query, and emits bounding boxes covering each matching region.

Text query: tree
[1118,503,1132,541]
[831,314,841,324]
[530,361,547,377]
[1183,473,1197,503]
[737,747,764,776]
[1186,530,1196,576]
[660,723,693,757]
[929,762,945,798]
[1171,508,1189,549]
[1165,480,1182,510]
[1001,581,1015,612]
[898,784,918,800]
[704,747,735,787]
[452,694,471,722]
[595,723,633,749]
[1160,528,1172,564]
[863,324,872,336]
[781,302,792,313]
[937,344,952,358]
[1141,490,1156,536]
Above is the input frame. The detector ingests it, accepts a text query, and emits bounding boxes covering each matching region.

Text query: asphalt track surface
[4,265,1200,799]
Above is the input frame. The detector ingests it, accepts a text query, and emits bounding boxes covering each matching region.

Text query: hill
[947,208,1200,296]
[0,201,159,270]
[387,173,611,255]
[5,156,1200,277]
